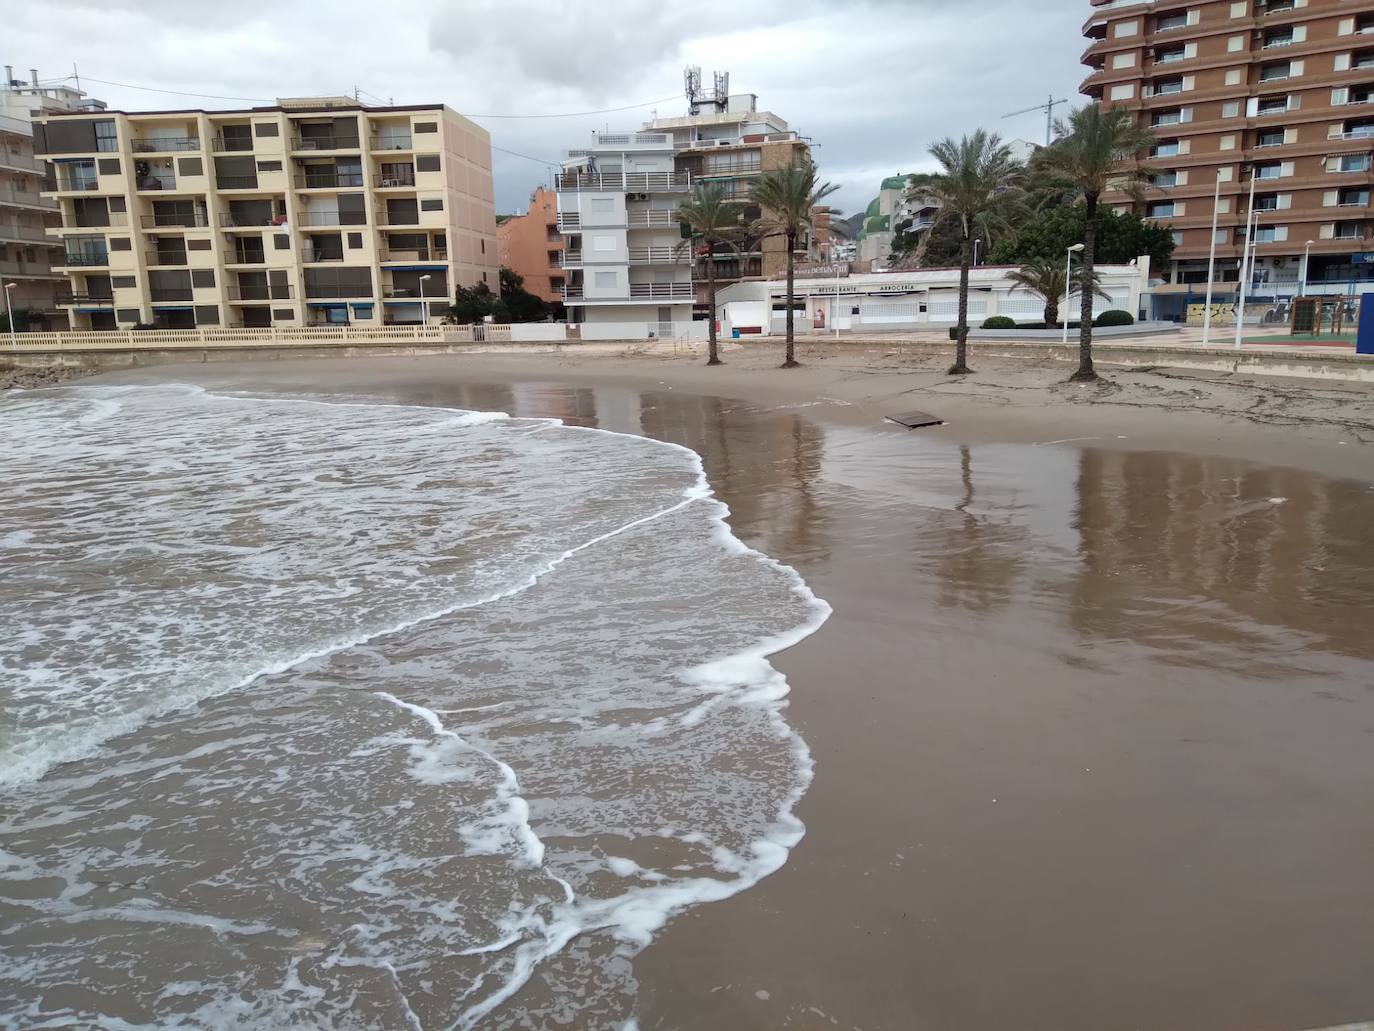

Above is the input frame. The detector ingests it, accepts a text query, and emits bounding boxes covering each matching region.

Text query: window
[1337,153,1373,172]
[1148,201,1177,218]
[194,305,220,325]
[1154,77,1185,95]
[109,237,131,251]
[108,196,127,213]
[95,120,117,152]
[347,232,362,248]
[1259,61,1292,82]
[415,154,441,173]
[1254,193,1280,211]
[192,269,215,288]
[254,122,279,137]
[594,271,616,289]
[112,275,136,288]
[1156,45,1187,63]
[1153,108,1185,126]
[1340,188,1370,205]
[592,234,616,251]
[1257,96,1289,115]
[1222,101,1241,118]
[177,157,203,176]
[116,308,140,323]
[1171,230,1185,246]
[1156,10,1189,31]
[1154,170,1179,188]
[97,158,120,175]
[420,198,443,211]
[1264,28,1296,48]
[1110,84,1136,101]
[1256,128,1285,147]
[188,239,213,251]
[590,197,614,213]
[1254,162,1283,179]
[1113,19,1138,37]
[480,239,485,253]
[413,121,438,134]
[273,308,294,320]
[1334,221,1365,239]
[257,160,282,172]
[274,234,290,249]
[1152,139,1181,157]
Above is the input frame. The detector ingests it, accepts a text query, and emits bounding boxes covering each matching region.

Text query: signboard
[1352,253,1374,265]
[795,263,850,278]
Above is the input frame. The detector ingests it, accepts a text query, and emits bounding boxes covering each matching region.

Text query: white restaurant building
[716,260,1153,335]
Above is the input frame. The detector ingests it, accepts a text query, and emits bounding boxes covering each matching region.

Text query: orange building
[496,186,563,303]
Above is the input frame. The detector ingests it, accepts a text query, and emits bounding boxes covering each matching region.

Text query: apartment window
[1252,227,1283,243]
[1154,77,1185,96]
[1153,108,1184,127]
[414,121,438,134]
[420,198,443,211]
[1257,96,1289,115]
[116,308,140,324]
[1256,128,1285,147]
[1339,188,1371,205]
[254,122,279,137]
[1263,28,1296,48]
[191,269,216,288]
[590,197,614,214]
[1334,221,1366,239]
[1171,231,1185,246]
[94,120,117,152]
[1259,61,1292,82]
[1222,101,1241,118]
[1156,9,1189,31]
[194,305,220,325]
[219,124,253,151]
[108,196,127,213]
[1154,170,1180,188]
[1110,84,1136,101]
[1254,193,1281,211]
[1214,229,1229,244]
[177,157,203,176]
[97,158,120,175]
[592,234,616,252]
[273,309,294,320]
[347,232,363,248]
[112,275,136,288]
[1148,201,1177,218]
[1265,0,1296,11]
[1152,139,1182,157]
[187,239,212,251]
[273,234,290,249]
[1156,45,1187,63]
[109,237,131,251]
[1337,153,1373,172]
[480,239,485,254]
[415,154,441,173]
[1254,162,1284,179]
[257,160,282,172]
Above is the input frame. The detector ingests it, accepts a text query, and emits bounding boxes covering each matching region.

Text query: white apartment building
[1,68,103,329]
[555,132,694,336]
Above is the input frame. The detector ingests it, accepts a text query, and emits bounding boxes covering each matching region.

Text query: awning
[386,265,448,272]
[307,302,349,309]
[151,304,194,310]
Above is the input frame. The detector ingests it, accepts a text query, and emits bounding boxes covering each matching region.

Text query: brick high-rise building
[1081,0,1374,312]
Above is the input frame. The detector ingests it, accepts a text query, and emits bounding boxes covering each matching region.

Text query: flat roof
[38,102,449,120]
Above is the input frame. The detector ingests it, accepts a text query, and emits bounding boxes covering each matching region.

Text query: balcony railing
[216,176,260,190]
[373,171,416,188]
[150,288,195,301]
[292,136,361,152]
[296,172,366,189]
[145,250,189,267]
[696,158,762,175]
[304,284,374,298]
[47,175,98,192]
[381,286,444,298]
[0,223,57,243]
[556,171,691,192]
[378,211,422,227]
[228,284,294,300]
[556,212,581,230]
[628,246,682,264]
[135,177,177,192]
[212,136,255,153]
[299,211,365,227]
[0,149,44,174]
[56,252,109,268]
[133,137,200,153]
[142,212,210,228]
[55,291,114,306]
[371,135,413,151]
[629,282,693,299]
[628,209,678,228]
[379,248,447,262]
[73,212,130,229]
[301,248,345,262]
[225,250,267,265]
[592,133,670,146]
[219,213,285,228]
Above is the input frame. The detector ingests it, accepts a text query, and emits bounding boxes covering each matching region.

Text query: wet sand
[83,345,1374,1030]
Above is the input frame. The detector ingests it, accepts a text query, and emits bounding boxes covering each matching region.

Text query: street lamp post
[974,239,981,267]
[1201,170,1222,347]
[3,282,17,350]
[1063,244,1085,347]
[419,273,432,329]
[1233,165,1259,351]
[1300,239,1312,299]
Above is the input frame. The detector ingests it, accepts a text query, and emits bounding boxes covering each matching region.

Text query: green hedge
[981,315,1017,329]
[1094,309,1134,327]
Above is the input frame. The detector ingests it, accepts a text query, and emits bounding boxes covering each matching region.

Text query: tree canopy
[988,204,1174,272]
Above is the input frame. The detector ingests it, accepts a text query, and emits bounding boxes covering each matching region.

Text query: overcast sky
[8,0,1091,218]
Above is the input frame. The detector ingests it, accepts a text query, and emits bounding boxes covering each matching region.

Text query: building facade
[496,186,564,302]
[554,132,694,334]
[643,96,811,301]
[2,69,100,330]
[1082,0,1374,306]
[35,96,496,330]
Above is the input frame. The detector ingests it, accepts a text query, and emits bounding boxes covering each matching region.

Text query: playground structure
[1287,296,1361,337]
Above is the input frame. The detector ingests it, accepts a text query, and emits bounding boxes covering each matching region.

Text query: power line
[67,75,274,104]
[467,95,680,119]
[492,144,557,166]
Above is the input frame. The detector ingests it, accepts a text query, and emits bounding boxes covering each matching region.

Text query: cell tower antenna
[684,66,729,116]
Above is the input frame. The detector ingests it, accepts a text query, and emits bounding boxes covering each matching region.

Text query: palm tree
[924,131,1023,375]
[676,183,744,366]
[750,160,840,368]
[1039,104,1156,381]
[1007,257,1111,326]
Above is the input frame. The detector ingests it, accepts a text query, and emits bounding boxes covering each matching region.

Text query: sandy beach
[26,340,1374,1029]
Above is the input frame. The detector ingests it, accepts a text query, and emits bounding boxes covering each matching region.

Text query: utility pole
[1002,95,1068,147]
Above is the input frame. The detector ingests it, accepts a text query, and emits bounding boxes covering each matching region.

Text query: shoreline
[49,351,1374,1029]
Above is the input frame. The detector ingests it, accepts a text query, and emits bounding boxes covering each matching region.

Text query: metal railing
[133,137,200,153]
[628,209,678,228]
[142,212,210,228]
[149,288,194,301]
[292,136,361,152]
[697,157,762,175]
[379,248,447,262]
[135,177,177,192]
[373,171,416,187]
[73,212,129,229]
[628,246,682,264]
[592,133,670,146]
[55,292,114,306]
[219,213,284,228]
[555,171,690,192]
[301,248,345,262]
[377,211,422,226]
[225,250,267,265]
[556,212,581,230]
[299,211,365,226]
[145,250,189,267]
[216,176,260,190]
[45,175,98,192]
[0,149,44,174]
[303,284,374,298]
[228,284,294,300]
[630,282,693,299]
[212,136,255,152]
[371,135,413,151]
[381,286,444,298]
[0,223,56,243]
[295,172,365,189]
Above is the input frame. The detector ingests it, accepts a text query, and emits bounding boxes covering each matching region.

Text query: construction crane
[1002,95,1068,147]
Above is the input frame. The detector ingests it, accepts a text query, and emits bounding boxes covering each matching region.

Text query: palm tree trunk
[782,229,799,368]
[705,247,722,365]
[949,230,973,375]
[1045,296,1058,327]
[1073,194,1099,382]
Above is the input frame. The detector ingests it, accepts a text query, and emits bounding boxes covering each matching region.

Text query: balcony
[0,149,44,174]
[150,287,194,301]
[142,212,210,228]
[55,291,114,306]
[211,135,254,153]
[46,174,98,193]
[300,247,345,263]
[224,250,267,266]
[696,157,762,176]
[630,282,693,299]
[145,250,189,267]
[556,212,581,230]
[216,176,260,190]
[555,171,691,192]
[379,248,447,262]
[373,171,416,188]
[627,246,682,265]
[370,134,413,151]
[55,252,109,268]
[133,137,200,153]
[0,222,58,244]
[135,176,177,193]
[303,284,373,299]
[291,135,361,152]
[228,284,294,301]
[299,211,365,227]
[295,172,365,190]
[219,212,285,228]
[628,209,678,229]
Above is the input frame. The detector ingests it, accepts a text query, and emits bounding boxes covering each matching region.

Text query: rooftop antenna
[684,66,729,116]
[1002,94,1068,146]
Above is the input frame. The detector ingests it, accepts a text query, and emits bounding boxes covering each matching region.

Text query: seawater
[0,384,829,1028]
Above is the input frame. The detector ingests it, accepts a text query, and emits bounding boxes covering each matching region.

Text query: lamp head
[1068,244,1085,253]
[420,274,432,281]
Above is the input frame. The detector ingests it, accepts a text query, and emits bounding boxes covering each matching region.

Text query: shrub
[981,315,1017,329]
[1094,309,1134,327]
